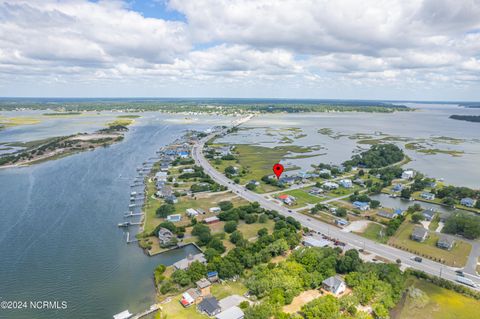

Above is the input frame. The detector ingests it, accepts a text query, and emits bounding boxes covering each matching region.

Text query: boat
[118,222,130,228]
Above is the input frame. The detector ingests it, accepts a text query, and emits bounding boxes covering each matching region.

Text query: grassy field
[106,118,134,127]
[237,219,275,239]
[357,223,388,243]
[281,189,324,208]
[0,115,40,128]
[210,144,312,193]
[393,277,480,319]
[388,222,471,267]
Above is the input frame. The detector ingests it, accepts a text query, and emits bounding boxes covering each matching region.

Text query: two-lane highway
[193,133,480,289]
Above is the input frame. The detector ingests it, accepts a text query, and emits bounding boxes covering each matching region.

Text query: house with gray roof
[377,211,396,219]
[215,306,244,319]
[322,276,346,295]
[198,296,221,316]
[437,235,455,250]
[411,227,428,242]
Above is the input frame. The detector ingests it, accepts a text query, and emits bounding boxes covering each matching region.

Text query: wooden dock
[130,304,161,319]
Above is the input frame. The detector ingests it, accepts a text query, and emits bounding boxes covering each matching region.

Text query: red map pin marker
[272,163,284,179]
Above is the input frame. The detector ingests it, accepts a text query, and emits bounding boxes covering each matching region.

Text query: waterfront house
[181,288,202,307]
[204,216,220,224]
[411,227,428,242]
[165,194,178,204]
[323,182,339,190]
[422,209,436,221]
[393,184,404,192]
[322,276,346,295]
[460,198,476,208]
[303,237,330,248]
[402,170,415,180]
[186,208,199,217]
[319,168,331,176]
[167,214,182,222]
[154,171,168,182]
[209,207,221,214]
[377,211,396,219]
[393,209,405,216]
[173,253,207,270]
[420,192,435,201]
[437,235,455,250]
[157,227,174,245]
[215,306,244,319]
[339,179,353,188]
[196,278,212,296]
[198,296,221,316]
[353,201,370,211]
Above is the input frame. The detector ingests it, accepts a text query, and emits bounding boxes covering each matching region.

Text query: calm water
[0,113,231,319]
[217,103,480,188]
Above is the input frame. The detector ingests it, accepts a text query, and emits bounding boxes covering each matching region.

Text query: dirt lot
[282,289,322,314]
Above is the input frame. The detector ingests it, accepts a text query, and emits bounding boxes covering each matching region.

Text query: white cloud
[0,0,480,98]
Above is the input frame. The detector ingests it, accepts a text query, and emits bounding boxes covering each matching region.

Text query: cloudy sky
[1,0,480,100]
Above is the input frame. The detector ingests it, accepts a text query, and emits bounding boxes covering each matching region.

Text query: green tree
[302,295,341,319]
[224,220,238,233]
[411,212,425,223]
[336,207,347,217]
[155,204,175,217]
[219,201,234,211]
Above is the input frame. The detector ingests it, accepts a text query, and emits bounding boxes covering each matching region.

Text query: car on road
[288,210,292,213]
[413,257,422,262]
[307,218,311,221]
[455,270,465,277]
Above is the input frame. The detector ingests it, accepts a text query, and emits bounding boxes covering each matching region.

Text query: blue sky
[1,0,480,100]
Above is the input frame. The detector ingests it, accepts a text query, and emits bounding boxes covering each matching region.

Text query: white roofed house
[323,182,339,190]
[186,208,199,217]
[339,179,353,188]
[402,170,415,180]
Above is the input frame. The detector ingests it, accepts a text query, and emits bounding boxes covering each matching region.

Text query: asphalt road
[193,133,480,290]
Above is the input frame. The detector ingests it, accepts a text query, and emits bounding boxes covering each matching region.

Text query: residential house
[167,214,182,222]
[182,168,195,173]
[178,151,190,158]
[319,168,331,176]
[353,201,370,211]
[173,253,207,270]
[154,171,168,182]
[437,235,455,250]
[322,276,346,295]
[248,180,260,186]
[353,178,365,187]
[420,192,435,201]
[186,208,199,217]
[209,207,221,214]
[303,237,330,247]
[198,296,221,316]
[165,194,178,204]
[323,182,339,190]
[309,187,324,195]
[157,227,174,245]
[392,184,404,192]
[335,219,349,226]
[377,211,396,219]
[339,179,353,188]
[411,227,428,242]
[460,198,476,208]
[204,216,220,224]
[279,176,296,185]
[422,209,436,221]
[215,306,244,319]
[181,288,202,307]
[207,271,219,282]
[402,170,415,180]
[196,278,212,296]
[278,194,296,205]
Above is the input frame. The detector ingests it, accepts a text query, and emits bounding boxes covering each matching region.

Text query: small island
[449,115,480,123]
[0,119,134,168]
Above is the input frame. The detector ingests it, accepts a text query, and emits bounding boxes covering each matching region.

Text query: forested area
[343,144,404,168]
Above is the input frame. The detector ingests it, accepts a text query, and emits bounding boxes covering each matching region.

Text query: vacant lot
[388,222,471,267]
[393,277,480,319]
[283,289,322,314]
[355,222,388,243]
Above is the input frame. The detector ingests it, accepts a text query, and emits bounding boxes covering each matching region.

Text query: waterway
[217,103,480,188]
[0,113,231,319]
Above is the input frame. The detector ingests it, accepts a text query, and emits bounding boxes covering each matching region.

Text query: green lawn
[357,223,388,243]
[394,277,480,319]
[211,280,248,299]
[325,185,362,198]
[281,189,324,208]
[388,222,471,267]
[209,144,312,193]
[237,219,275,239]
